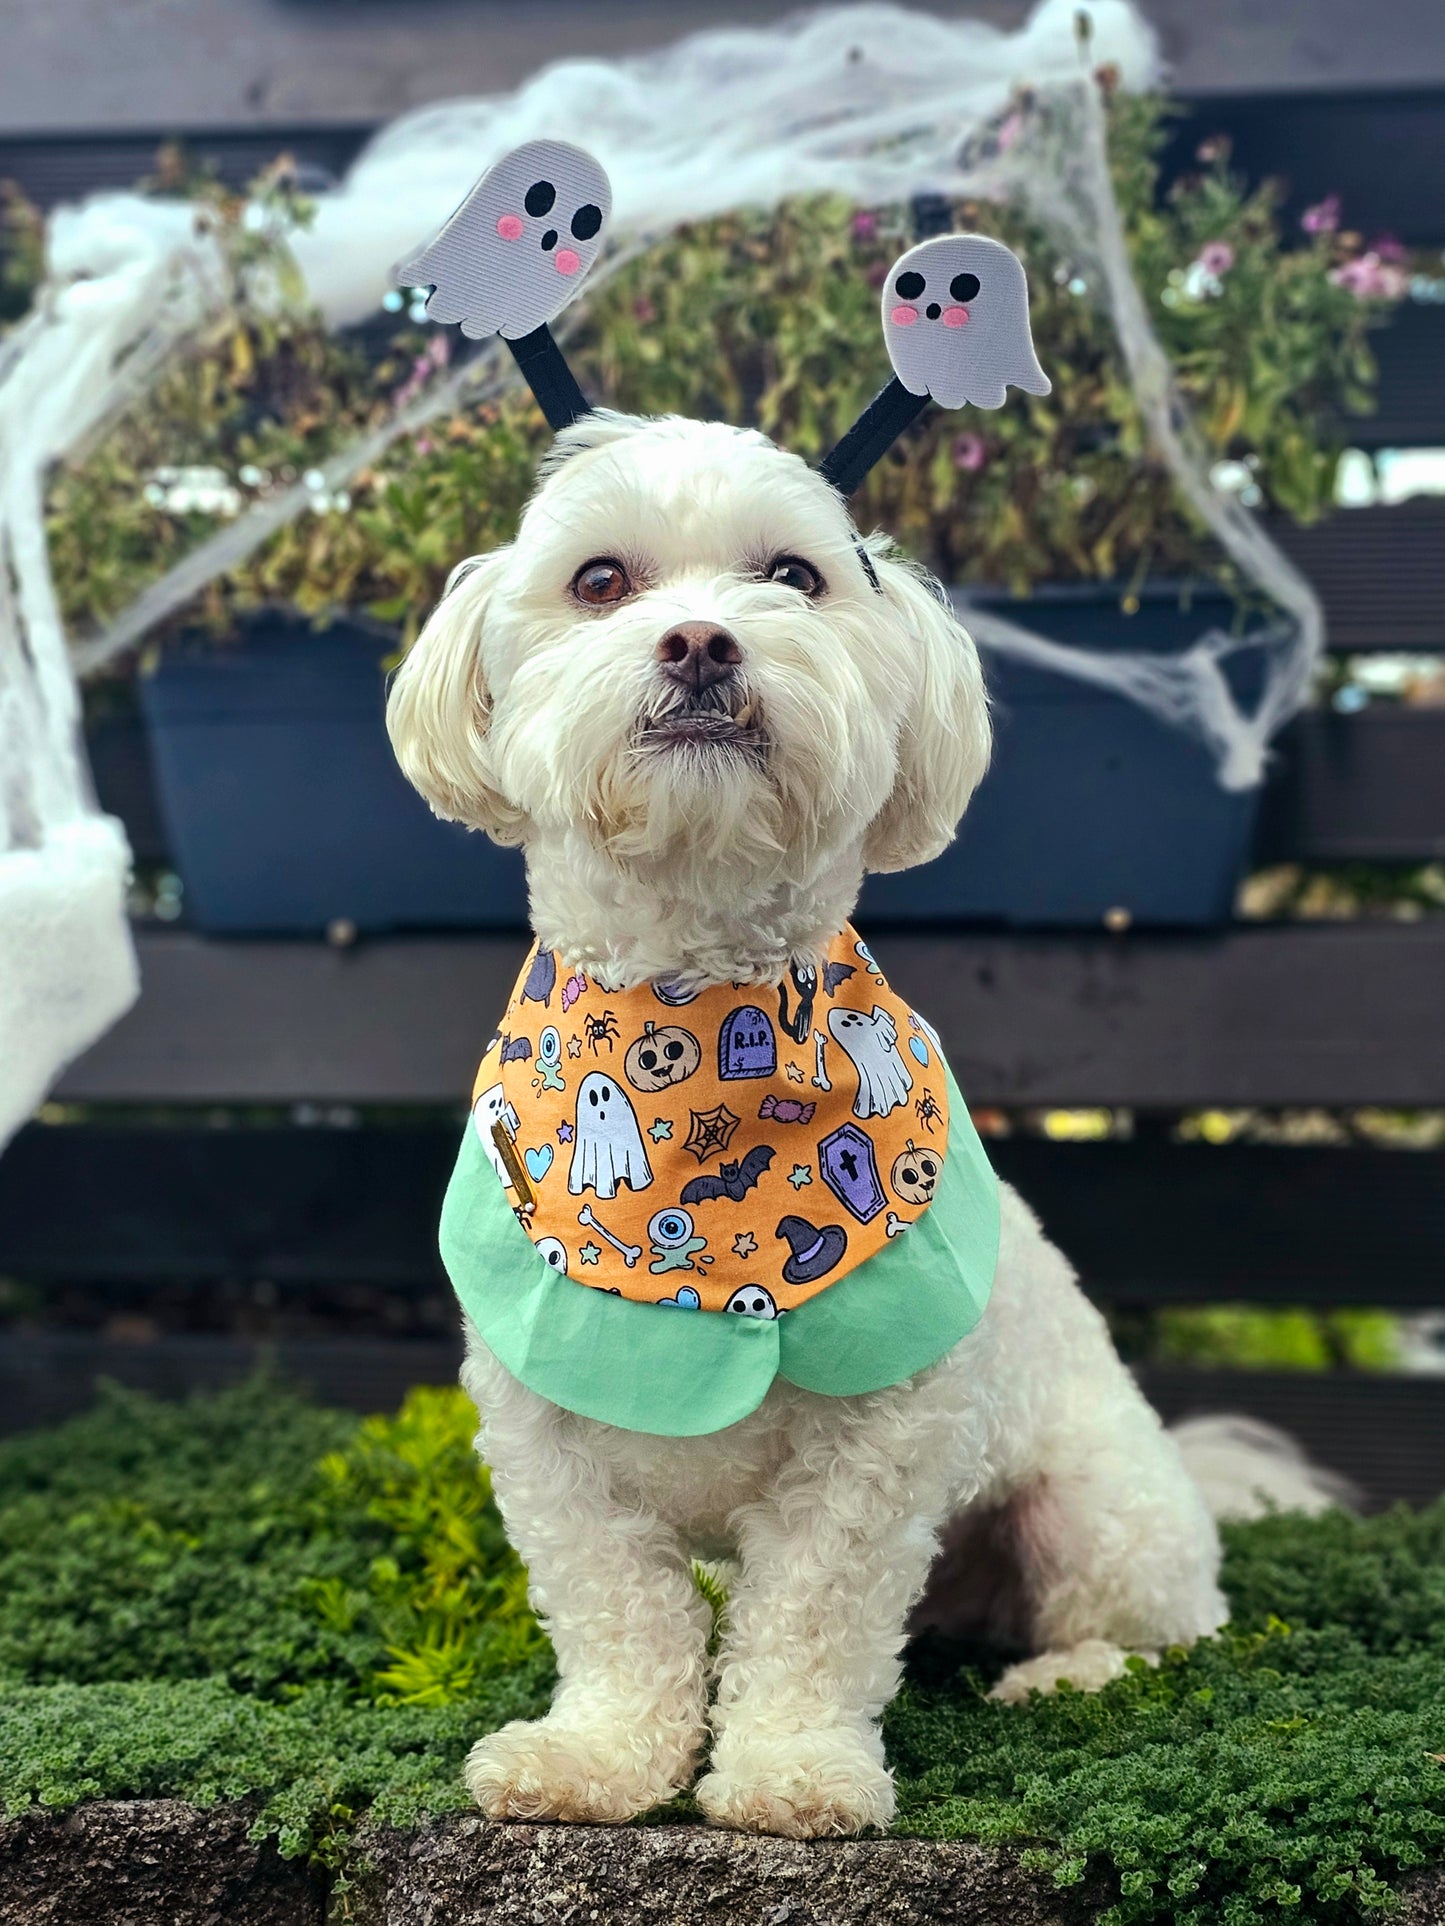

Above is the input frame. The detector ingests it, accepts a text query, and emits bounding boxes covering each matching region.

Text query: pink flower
[850,210,879,242]
[1301,194,1341,236]
[952,432,987,472]
[996,110,1024,153]
[633,296,656,323]
[1330,251,1409,300]
[1371,232,1408,263]
[1198,240,1235,277]
[415,436,434,457]
[1195,134,1229,165]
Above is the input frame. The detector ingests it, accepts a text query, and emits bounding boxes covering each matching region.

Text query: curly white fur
[388,413,1319,1840]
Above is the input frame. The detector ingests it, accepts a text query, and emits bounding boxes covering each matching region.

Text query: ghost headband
[819,233,1051,495]
[393,138,612,430]
[394,145,1050,481]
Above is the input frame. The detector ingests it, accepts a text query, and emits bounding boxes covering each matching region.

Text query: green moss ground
[1,1380,1442,1923]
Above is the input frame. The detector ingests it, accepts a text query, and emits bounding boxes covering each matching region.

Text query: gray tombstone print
[394,139,612,342]
[881,234,1050,411]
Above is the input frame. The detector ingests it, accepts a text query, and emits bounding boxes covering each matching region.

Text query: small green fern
[315,1386,549,1705]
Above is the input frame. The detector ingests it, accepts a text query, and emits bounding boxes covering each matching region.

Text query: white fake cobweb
[0,0,1323,1138]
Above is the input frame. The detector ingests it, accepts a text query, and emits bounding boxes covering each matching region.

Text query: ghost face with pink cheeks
[393,139,611,342]
[882,233,1050,411]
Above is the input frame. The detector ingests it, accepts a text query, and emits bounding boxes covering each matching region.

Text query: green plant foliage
[1152,1305,1402,1373]
[887,1505,1445,1924]
[311,1384,549,1703]
[41,92,1403,648]
[0,182,44,328]
[2,1379,1443,1923]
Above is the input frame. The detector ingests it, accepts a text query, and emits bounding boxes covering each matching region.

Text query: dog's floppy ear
[862,548,991,875]
[386,551,527,844]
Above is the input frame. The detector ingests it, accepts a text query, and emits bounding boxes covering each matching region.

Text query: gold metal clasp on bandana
[490,1120,536,1218]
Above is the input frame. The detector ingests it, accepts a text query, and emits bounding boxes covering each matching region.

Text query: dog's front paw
[990,1638,1157,1704]
[466,1715,698,1824]
[696,1727,894,1839]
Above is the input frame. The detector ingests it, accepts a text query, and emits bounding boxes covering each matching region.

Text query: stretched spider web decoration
[0,0,1323,1147]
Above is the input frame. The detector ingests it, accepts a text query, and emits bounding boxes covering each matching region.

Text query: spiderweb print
[684,1105,742,1164]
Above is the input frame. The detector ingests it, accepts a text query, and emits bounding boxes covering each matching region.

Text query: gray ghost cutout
[393,139,612,342]
[881,235,1050,411]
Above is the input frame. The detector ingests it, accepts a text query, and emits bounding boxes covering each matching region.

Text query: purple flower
[633,296,656,324]
[1301,194,1341,236]
[1371,232,1408,263]
[1330,251,1409,301]
[1198,240,1235,277]
[952,432,987,472]
[850,210,879,242]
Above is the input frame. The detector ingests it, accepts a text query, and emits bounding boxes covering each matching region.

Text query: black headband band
[394,144,1050,491]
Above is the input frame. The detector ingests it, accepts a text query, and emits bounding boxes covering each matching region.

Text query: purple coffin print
[818,1122,886,1223]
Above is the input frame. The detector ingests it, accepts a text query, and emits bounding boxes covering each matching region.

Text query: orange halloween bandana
[470,926,950,1315]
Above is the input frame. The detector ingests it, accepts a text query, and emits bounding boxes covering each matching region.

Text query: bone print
[577,1203,643,1268]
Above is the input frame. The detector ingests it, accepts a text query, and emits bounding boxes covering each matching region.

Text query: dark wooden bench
[0,910,1439,1508]
[3,89,1443,1508]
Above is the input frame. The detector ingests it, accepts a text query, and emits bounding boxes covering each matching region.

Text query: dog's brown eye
[767,556,823,597]
[573,559,631,606]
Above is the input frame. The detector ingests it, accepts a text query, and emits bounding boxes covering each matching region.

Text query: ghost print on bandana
[471,925,949,1310]
[569,1073,653,1199]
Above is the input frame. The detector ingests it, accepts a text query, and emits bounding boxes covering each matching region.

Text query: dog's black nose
[657,622,742,692]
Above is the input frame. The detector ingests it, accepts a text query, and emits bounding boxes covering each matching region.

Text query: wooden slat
[1270,500,1445,652]
[1259,706,1445,863]
[0,1124,455,1287]
[0,1332,1436,1511]
[990,1138,1445,1309]
[1138,1368,1445,1514]
[0,126,372,207]
[1337,303,1445,451]
[8,1112,1438,1380]
[52,923,1445,1109]
[6,1126,1445,1310]
[1160,90,1445,255]
[0,1331,461,1438]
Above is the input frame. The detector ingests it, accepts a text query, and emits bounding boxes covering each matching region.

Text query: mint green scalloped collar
[440,1063,998,1436]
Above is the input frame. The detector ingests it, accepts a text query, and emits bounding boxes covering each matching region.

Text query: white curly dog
[387,411,1333,1839]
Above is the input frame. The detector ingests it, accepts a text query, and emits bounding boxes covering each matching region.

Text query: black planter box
[860,587,1264,930]
[140,616,527,935]
[141,593,1266,937]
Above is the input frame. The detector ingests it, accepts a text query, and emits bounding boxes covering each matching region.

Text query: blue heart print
[524,1143,554,1182]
